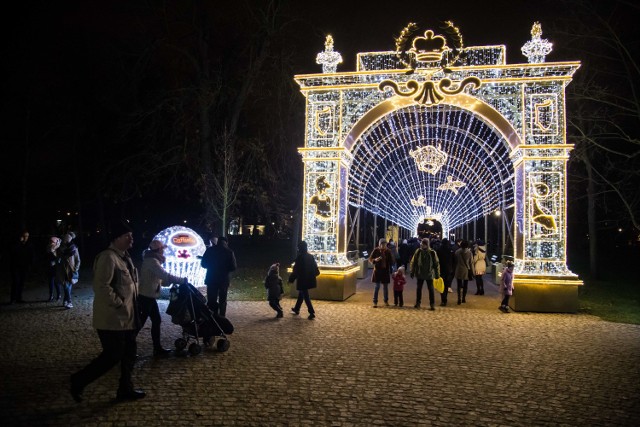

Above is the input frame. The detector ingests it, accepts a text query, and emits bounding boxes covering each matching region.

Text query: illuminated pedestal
[511,276,583,313]
[289,266,358,301]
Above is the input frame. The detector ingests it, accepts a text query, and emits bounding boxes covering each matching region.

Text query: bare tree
[555,0,640,276]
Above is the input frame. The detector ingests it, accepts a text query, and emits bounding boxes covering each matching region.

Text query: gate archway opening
[294,22,583,312]
[348,103,514,243]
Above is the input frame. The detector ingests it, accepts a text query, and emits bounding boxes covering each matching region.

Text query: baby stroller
[166,283,233,355]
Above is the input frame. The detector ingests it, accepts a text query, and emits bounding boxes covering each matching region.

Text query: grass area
[578,277,640,325]
[226,236,296,301]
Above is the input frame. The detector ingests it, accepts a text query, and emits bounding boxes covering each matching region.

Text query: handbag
[467,268,475,281]
[433,277,445,293]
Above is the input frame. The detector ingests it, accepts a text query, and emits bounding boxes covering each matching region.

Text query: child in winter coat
[499,261,514,313]
[392,266,407,307]
[265,263,284,318]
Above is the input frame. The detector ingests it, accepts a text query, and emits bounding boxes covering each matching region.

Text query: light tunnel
[348,104,515,236]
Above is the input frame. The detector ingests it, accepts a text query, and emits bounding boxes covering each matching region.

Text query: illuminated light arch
[346,100,518,234]
[294,24,583,311]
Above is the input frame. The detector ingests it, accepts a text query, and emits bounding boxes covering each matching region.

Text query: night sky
[1,0,623,241]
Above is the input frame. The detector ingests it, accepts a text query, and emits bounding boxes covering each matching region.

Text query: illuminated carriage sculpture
[295,23,582,312]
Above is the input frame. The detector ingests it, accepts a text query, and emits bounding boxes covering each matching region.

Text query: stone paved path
[1,273,639,426]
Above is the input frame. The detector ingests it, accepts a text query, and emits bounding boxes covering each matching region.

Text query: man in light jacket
[70,221,145,403]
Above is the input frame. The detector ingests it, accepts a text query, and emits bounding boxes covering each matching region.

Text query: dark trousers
[441,273,453,304]
[138,295,163,349]
[207,282,229,317]
[475,275,484,294]
[71,329,138,393]
[456,279,468,302]
[393,290,404,306]
[10,268,27,302]
[47,272,61,300]
[501,294,511,307]
[268,298,283,313]
[294,289,314,314]
[416,279,435,306]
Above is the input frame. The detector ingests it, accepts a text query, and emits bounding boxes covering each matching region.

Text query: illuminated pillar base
[511,275,583,313]
[289,265,358,301]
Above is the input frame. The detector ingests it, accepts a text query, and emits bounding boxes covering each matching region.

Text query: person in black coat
[201,236,237,317]
[9,230,35,304]
[288,241,320,319]
[436,238,454,306]
[398,239,411,270]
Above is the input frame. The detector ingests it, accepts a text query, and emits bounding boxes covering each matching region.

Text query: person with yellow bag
[409,238,440,310]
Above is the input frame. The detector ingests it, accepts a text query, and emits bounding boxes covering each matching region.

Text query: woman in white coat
[473,240,487,295]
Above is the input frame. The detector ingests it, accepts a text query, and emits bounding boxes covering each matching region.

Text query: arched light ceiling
[348,104,514,233]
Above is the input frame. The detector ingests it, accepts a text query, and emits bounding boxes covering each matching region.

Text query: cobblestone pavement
[1,274,639,426]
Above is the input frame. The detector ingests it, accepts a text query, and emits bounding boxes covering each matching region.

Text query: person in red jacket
[392,266,407,307]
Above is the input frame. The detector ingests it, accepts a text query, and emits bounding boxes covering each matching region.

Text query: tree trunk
[585,156,598,278]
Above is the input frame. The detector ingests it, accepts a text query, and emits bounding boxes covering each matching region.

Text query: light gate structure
[294,23,583,312]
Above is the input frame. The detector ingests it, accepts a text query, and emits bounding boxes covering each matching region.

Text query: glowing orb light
[151,226,207,287]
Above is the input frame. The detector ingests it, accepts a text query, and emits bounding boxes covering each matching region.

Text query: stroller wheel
[175,338,187,351]
[216,338,230,352]
[188,343,202,356]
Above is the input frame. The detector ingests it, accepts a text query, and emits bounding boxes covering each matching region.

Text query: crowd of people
[9,230,81,308]
[6,224,514,404]
[368,236,512,311]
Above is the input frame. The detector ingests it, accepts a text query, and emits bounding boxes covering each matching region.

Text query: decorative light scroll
[379,77,481,106]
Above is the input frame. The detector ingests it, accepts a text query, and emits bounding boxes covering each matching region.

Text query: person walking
[499,261,515,313]
[46,236,61,302]
[265,263,284,318]
[436,238,454,306]
[139,240,187,356]
[398,239,411,270]
[369,238,394,308]
[70,221,145,403]
[9,230,35,304]
[454,240,473,305]
[201,236,237,318]
[57,232,81,309]
[288,241,320,319]
[410,238,440,310]
[473,240,487,295]
[392,266,407,307]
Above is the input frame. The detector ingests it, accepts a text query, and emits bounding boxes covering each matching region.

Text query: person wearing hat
[139,239,188,356]
[70,221,145,403]
[201,236,237,317]
[56,232,81,309]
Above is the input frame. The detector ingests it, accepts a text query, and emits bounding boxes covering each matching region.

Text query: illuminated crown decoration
[521,22,553,64]
[316,35,343,73]
[395,21,465,70]
[410,144,448,175]
[410,30,449,62]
